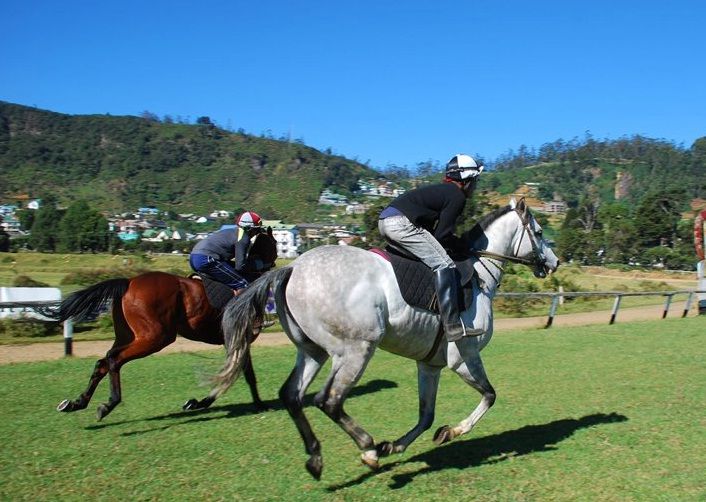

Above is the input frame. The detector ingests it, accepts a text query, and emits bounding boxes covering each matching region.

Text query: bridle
[472,205,546,276]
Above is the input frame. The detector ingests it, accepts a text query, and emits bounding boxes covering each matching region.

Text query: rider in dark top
[189,210,267,293]
[379,154,484,341]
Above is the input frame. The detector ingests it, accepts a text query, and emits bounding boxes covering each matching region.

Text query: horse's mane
[462,205,514,243]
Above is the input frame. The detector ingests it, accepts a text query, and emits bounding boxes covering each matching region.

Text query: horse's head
[465,198,559,278]
[249,227,278,272]
[507,198,559,277]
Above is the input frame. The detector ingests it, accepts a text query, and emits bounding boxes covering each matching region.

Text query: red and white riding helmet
[236,211,263,229]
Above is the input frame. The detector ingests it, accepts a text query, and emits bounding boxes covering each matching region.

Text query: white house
[263,220,300,259]
[345,202,370,215]
[318,189,349,206]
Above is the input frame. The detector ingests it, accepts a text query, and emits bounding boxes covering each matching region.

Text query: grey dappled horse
[212,198,559,479]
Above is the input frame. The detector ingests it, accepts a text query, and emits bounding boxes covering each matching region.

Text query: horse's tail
[55,278,130,322]
[211,266,294,396]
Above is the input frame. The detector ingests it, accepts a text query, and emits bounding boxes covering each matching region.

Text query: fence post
[662,294,673,319]
[609,295,622,324]
[63,320,73,357]
[545,294,560,328]
[683,292,694,318]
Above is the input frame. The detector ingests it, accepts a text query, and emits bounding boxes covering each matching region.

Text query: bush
[96,313,114,331]
[12,275,51,287]
[60,267,150,286]
[0,318,62,338]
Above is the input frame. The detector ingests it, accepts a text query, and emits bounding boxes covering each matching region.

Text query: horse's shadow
[328,412,628,491]
[85,378,398,434]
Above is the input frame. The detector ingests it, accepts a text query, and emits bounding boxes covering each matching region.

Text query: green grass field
[1,317,704,501]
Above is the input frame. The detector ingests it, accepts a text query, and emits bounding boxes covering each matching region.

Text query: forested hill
[484,134,706,207]
[2,100,705,222]
[0,101,378,220]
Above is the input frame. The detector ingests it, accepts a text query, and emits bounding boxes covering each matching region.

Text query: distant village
[0,177,568,258]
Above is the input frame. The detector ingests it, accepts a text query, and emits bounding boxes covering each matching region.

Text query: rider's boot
[434,267,483,341]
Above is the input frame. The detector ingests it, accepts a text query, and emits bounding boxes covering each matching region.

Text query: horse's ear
[516,197,526,211]
[266,226,273,237]
[509,197,517,209]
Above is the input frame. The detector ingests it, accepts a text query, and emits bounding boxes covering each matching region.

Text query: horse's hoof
[183,399,199,411]
[361,450,380,470]
[96,404,110,421]
[57,399,72,412]
[376,441,394,457]
[433,425,454,445]
[305,455,323,480]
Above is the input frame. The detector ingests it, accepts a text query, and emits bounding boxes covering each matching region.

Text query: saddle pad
[370,248,476,314]
[190,273,233,310]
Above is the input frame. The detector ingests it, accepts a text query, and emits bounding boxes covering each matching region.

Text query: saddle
[370,247,476,314]
[189,273,234,310]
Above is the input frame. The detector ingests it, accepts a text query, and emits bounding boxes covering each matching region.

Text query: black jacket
[388,182,466,247]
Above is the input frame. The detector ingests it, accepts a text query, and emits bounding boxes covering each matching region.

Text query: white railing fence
[496,290,706,328]
[1,289,705,357]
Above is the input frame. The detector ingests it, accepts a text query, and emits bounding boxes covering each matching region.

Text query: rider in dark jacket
[378,154,484,341]
[189,211,266,293]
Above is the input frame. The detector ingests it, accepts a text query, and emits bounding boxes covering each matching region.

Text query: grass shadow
[84,378,398,434]
[328,412,628,491]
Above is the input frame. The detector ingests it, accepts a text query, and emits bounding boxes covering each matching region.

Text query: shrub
[96,313,114,331]
[0,318,62,338]
[60,267,150,286]
[12,275,51,288]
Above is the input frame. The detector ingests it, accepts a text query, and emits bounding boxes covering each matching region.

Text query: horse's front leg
[433,342,496,445]
[183,350,268,411]
[375,362,442,459]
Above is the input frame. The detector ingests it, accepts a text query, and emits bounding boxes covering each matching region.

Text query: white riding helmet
[445,154,484,181]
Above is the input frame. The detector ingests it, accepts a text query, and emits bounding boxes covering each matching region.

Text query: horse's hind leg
[279,347,327,480]
[57,319,131,413]
[313,342,382,469]
[94,335,174,421]
[57,357,109,412]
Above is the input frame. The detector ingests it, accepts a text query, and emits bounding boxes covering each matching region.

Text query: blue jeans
[189,254,249,290]
[378,215,455,272]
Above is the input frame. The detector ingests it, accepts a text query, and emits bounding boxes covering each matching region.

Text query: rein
[471,205,544,270]
[473,249,536,267]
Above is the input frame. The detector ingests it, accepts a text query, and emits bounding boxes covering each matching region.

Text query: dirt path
[2,304,697,365]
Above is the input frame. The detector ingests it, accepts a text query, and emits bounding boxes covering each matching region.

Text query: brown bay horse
[55,229,278,421]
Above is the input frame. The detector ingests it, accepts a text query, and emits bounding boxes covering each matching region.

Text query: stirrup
[253,319,275,330]
[460,318,484,337]
[446,318,483,342]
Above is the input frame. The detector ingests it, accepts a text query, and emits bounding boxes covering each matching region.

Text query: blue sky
[2,1,705,170]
